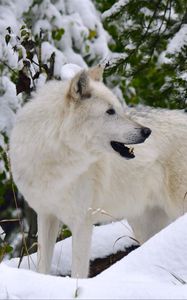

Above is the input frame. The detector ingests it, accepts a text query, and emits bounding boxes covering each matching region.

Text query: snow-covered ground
[1,215,187,299]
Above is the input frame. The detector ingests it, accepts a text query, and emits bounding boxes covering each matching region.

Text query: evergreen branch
[0,59,17,75]
[105,0,163,73]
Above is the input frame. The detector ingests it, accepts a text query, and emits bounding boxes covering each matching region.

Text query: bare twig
[156,265,187,285]
[0,219,19,223]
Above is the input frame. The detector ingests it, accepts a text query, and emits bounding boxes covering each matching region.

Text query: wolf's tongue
[110,141,135,159]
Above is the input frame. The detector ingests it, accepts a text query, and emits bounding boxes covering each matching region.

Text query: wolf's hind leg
[129,206,171,243]
[37,213,60,274]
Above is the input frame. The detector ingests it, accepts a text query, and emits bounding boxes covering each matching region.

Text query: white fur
[9,66,187,278]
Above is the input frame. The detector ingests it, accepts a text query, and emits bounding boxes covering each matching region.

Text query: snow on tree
[96,0,187,108]
[0,0,110,136]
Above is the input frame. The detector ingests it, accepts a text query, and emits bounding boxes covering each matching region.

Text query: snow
[32,0,110,69]
[0,76,20,135]
[67,0,99,30]
[102,0,129,20]
[61,63,83,81]
[1,215,187,299]
[41,41,67,77]
[167,24,187,54]
[0,226,5,241]
[180,72,187,81]
[140,7,153,17]
[159,24,187,64]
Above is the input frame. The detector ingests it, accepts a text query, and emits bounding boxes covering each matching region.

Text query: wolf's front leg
[37,213,60,274]
[71,221,93,278]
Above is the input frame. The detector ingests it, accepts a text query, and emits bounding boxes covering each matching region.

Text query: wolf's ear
[88,65,103,81]
[68,71,91,101]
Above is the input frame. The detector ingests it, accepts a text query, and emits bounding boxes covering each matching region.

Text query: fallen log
[89,245,140,277]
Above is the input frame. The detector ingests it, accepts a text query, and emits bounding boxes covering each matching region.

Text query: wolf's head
[63,66,151,159]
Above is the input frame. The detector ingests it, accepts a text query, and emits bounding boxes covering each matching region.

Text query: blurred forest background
[0,0,187,261]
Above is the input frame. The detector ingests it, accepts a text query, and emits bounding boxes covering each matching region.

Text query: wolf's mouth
[110,141,135,159]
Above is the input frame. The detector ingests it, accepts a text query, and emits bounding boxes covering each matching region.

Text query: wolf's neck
[57,144,98,187]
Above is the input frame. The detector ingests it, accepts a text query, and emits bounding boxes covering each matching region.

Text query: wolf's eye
[106,108,116,115]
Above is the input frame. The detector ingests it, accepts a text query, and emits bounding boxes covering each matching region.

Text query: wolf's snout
[141,127,151,139]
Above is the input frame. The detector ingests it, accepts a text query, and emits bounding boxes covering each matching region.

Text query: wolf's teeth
[129,147,134,154]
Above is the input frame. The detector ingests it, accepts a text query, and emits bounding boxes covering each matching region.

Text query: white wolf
[10,66,187,278]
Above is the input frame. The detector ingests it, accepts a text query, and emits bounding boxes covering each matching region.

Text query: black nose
[141,127,151,138]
